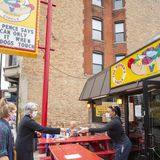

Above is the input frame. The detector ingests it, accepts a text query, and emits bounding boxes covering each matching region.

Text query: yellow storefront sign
[0,0,40,58]
[111,39,160,88]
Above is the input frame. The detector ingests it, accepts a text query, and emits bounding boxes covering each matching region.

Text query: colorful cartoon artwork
[128,44,160,75]
[111,39,160,88]
[0,0,34,22]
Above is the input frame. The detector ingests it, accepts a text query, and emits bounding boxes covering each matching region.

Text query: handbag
[13,149,16,160]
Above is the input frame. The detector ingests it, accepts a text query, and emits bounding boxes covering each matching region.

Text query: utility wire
[50,65,88,80]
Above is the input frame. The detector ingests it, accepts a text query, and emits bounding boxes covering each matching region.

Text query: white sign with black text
[0,22,35,51]
[135,105,142,117]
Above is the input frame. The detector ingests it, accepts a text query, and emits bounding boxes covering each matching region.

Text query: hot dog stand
[80,37,160,160]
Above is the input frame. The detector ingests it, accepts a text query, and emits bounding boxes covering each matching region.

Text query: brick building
[3,0,160,127]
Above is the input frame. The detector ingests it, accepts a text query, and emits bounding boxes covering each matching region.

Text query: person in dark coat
[15,102,64,160]
[80,106,132,160]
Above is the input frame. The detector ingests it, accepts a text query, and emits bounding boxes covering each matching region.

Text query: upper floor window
[92,0,102,7]
[8,55,18,66]
[115,54,125,62]
[92,18,103,41]
[114,0,123,10]
[92,52,103,74]
[115,22,125,43]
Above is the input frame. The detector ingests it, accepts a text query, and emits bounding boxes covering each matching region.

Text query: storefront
[80,38,160,160]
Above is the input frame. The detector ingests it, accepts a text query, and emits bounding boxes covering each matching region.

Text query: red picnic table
[38,135,115,159]
[49,143,103,160]
[39,135,110,145]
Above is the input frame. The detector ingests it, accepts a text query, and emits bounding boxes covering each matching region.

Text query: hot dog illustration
[128,45,160,75]
[0,0,34,17]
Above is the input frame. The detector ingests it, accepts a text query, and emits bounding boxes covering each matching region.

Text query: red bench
[40,156,51,160]
[95,150,115,160]
[37,145,46,154]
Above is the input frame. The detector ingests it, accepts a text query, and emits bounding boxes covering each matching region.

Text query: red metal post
[41,0,52,126]
[40,0,56,7]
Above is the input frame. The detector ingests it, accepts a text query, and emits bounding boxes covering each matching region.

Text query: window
[92,52,103,74]
[114,0,123,10]
[92,0,102,7]
[8,55,18,66]
[92,18,103,41]
[115,22,125,43]
[92,97,114,123]
[116,55,125,62]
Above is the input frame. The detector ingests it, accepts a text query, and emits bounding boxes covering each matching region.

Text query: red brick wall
[83,0,93,75]
[83,0,127,74]
[113,8,127,59]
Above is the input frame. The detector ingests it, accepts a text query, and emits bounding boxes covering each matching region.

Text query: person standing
[15,102,65,160]
[0,98,17,160]
[81,106,132,160]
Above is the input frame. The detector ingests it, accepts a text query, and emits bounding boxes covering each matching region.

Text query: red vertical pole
[41,0,52,126]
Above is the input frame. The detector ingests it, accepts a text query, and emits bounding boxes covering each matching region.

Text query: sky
[1,54,9,90]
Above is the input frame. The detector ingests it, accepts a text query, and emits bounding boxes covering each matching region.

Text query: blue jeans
[114,138,132,160]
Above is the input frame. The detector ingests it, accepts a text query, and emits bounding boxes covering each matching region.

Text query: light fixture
[87,102,91,108]
[116,98,122,105]
[86,100,96,108]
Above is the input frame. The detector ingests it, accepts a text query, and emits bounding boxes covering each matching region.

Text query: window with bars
[114,0,123,10]
[92,52,103,74]
[92,0,102,7]
[115,22,125,43]
[8,55,18,66]
[92,18,103,41]
[115,54,125,62]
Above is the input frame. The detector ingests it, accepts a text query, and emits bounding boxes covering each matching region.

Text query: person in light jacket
[81,106,132,160]
[16,102,65,160]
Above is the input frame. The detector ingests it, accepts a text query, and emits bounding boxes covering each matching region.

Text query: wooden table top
[38,135,111,145]
[49,143,103,160]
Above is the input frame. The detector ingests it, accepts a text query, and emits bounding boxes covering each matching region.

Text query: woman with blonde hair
[0,98,17,160]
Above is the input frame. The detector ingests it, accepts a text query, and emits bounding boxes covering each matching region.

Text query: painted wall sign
[111,39,160,88]
[96,105,107,117]
[0,0,40,58]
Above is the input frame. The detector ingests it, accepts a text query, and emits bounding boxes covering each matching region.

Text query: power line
[50,65,88,80]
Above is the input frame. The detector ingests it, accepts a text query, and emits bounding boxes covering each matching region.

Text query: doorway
[128,94,145,159]
[148,89,160,159]
[127,79,160,159]
[143,79,160,160]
